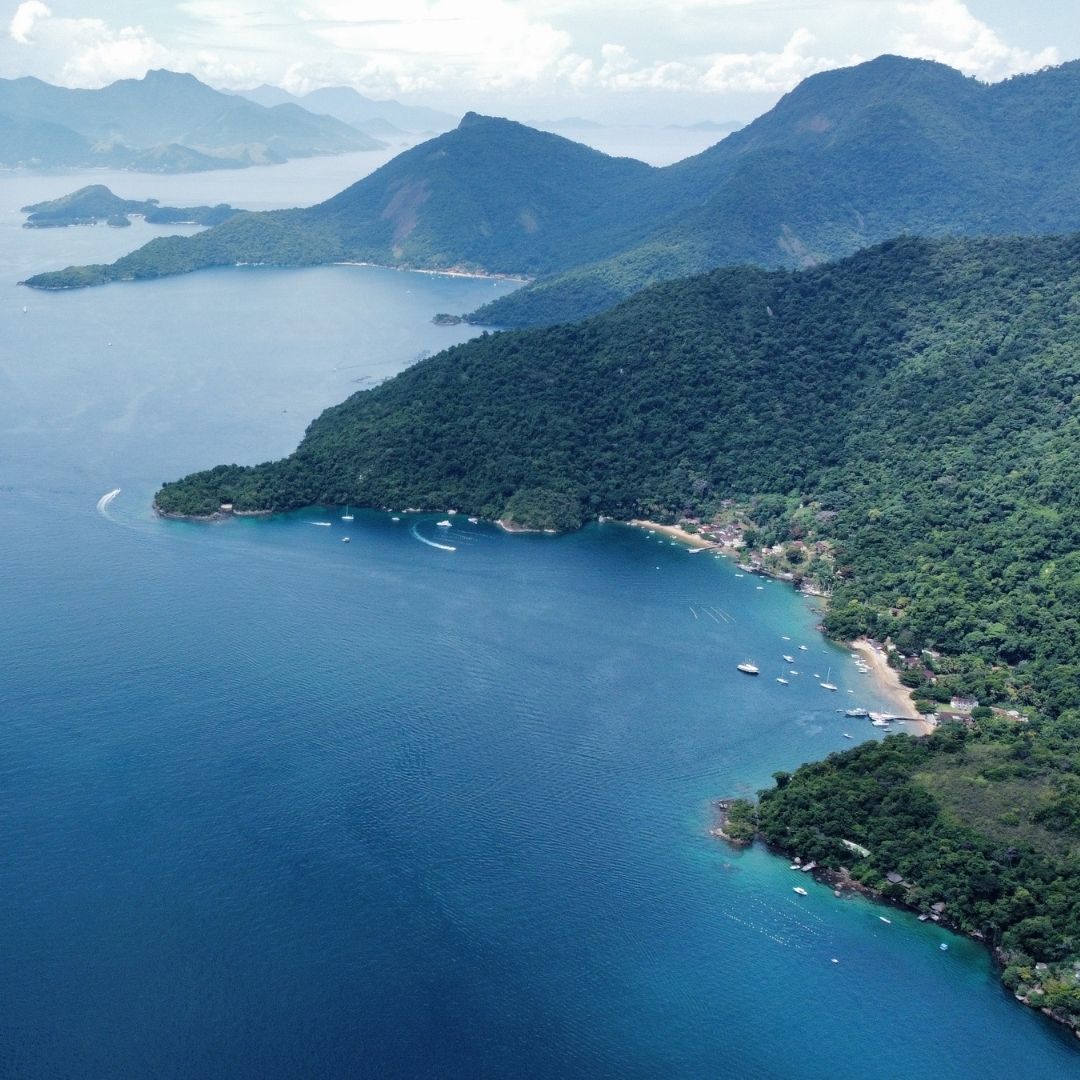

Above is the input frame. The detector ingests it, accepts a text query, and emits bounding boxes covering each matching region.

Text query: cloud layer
[3,0,1063,103]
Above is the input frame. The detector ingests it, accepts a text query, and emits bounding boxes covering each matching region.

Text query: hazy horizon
[1,0,1077,126]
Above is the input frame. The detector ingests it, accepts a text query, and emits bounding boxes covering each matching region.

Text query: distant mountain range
[23,56,1080,318]
[234,85,456,137]
[0,70,383,172]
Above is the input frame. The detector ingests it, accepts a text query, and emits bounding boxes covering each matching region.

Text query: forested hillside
[156,233,1080,719]
[28,57,1080,316]
[726,717,1080,1032]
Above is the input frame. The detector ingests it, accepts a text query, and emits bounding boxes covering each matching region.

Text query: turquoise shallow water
[1,165,1079,1078]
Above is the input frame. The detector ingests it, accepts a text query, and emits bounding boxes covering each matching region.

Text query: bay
[1,160,1077,1079]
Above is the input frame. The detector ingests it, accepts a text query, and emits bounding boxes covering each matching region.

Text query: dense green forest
[156,233,1080,719]
[28,57,1080,323]
[723,717,1080,1030]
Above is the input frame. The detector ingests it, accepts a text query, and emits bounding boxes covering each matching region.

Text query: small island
[21,185,239,230]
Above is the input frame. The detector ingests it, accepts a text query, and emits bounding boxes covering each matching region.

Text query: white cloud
[895,0,1059,81]
[9,0,51,44]
[0,0,1066,105]
[702,28,841,93]
[8,2,169,85]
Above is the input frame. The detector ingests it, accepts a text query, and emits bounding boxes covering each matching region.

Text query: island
[22,185,239,229]
[152,231,1080,1033]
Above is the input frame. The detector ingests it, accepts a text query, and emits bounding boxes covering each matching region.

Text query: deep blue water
[2,164,1078,1079]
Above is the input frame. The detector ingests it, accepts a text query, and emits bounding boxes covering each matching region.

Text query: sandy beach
[628,519,721,550]
[851,638,929,731]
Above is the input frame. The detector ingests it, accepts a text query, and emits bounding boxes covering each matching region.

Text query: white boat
[843,733,853,739]
[879,916,892,924]
[793,886,808,896]
[783,654,795,663]
[871,719,890,728]
[737,661,760,675]
[799,645,808,651]
[789,670,799,675]
[776,677,789,685]
[467,517,479,524]
[391,516,400,521]
[782,636,791,641]
[341,537,350,543]
[845,708,870,717]
[341,504,354,522]
[820,667,839,691]
[309,521,332,527]
[940,943,949,951]
[436,519,452,527]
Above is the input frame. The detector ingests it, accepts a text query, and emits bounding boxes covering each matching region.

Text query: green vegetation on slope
[33,56,1080,318]
[156,233,1080,720]
[25,111,653,289]
[731,717,1080,1029]
[471,56,1080,326]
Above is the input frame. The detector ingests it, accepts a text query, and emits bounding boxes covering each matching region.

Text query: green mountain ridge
[29,56,1080,311]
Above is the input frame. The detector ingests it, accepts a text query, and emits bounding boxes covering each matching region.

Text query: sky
[1,0,1076,124]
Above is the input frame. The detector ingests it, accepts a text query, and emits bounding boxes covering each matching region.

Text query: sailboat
[341,504,354,522]
[820,666,839,691]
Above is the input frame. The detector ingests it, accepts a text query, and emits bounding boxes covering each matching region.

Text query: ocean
[1,156,1077,1078]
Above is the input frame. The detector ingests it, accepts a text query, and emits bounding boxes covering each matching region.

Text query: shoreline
[629,520,929,733]
[333,260,531,283]
[851,638,928,731]
[710,803,1080,1042]
[628,518,721,550]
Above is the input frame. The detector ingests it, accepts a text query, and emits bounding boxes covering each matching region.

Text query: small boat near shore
[794,886,808,896]
[341,504,354,522]
[436,519,453,527]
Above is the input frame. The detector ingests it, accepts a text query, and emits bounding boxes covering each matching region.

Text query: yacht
[776,677,789,685]
[793,887,808,896]
[820,667,839,691]
[341,504,354,522]
[783,654,795,663]
[737,661,760,675]
[437,519,453,527]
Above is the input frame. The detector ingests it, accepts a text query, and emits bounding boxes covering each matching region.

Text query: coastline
[629,520,929,733]
[628,518,721,550]
[851,638,928,731]
[334,260,531,283]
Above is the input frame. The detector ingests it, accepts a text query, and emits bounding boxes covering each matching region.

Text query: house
[950,696,979,713]
[885,871,905,885]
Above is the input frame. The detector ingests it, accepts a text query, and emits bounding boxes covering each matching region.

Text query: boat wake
[411,523,456,552]
[96,487,121,518]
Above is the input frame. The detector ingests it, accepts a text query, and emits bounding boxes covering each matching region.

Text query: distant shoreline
[333,260,531,283]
